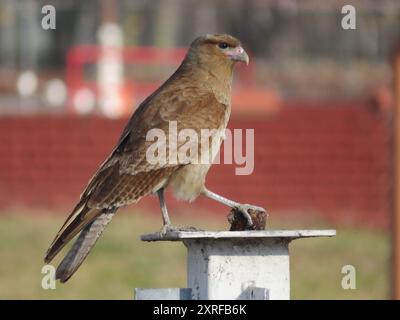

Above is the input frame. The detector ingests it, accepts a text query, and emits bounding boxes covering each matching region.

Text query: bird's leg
[157,188,178,236]
[201,187,265,227]
[158,188,170,225]
[157,188,203,235]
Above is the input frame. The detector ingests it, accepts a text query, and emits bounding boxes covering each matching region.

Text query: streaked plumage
[45,34,253,282]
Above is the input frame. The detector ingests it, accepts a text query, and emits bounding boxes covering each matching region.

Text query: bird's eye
[218,42,229,49]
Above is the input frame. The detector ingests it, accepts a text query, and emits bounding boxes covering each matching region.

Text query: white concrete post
[138,230,336,300]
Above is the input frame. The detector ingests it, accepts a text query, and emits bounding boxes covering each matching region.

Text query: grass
[0,208,390,299]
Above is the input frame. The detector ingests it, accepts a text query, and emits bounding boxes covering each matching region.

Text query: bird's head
[186,34,249,72]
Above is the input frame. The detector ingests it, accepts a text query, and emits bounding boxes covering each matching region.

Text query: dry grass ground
[0,208,390,299]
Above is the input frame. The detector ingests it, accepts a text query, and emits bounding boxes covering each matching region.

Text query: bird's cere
[226,46,249,65]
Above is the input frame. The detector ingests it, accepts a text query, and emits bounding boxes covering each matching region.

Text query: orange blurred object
[232,87,282,116]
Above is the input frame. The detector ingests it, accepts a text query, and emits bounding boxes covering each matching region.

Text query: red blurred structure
[0,101,391,228]
[66,46,184,114]
[66,45,260,115]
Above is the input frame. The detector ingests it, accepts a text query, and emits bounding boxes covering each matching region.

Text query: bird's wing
[118,85,229,175]
[87,87,228,208]
[44,166,177,263]
[45,86,227,264]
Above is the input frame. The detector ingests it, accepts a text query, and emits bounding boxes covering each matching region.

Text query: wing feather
[45,70,227,265]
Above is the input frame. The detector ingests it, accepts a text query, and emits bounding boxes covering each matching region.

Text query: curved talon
[234,205,253,227]
[243,203,266,213]
[159,224,179,237]
[234,203,266,228]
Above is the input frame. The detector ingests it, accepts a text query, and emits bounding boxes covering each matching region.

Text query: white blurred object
[97,22,124,118]
[45,79,67,107]
[73,88,95,115]
[101,94,123,119]
[17,71,38,97]
[97,23,123,47]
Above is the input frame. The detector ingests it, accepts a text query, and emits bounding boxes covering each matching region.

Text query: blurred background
[0,0,399,299]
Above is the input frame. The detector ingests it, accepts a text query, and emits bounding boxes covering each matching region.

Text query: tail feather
[56,210,116,282]
[44,203,100,264]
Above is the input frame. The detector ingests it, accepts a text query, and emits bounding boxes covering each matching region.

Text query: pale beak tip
[240,48,249,65]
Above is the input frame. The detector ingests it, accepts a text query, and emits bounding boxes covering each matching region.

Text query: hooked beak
[226,46,249,65]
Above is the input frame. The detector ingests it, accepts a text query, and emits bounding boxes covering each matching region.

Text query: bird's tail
[55,209,116,283]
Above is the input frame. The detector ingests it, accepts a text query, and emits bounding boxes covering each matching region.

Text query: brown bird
[44,34,265,282]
